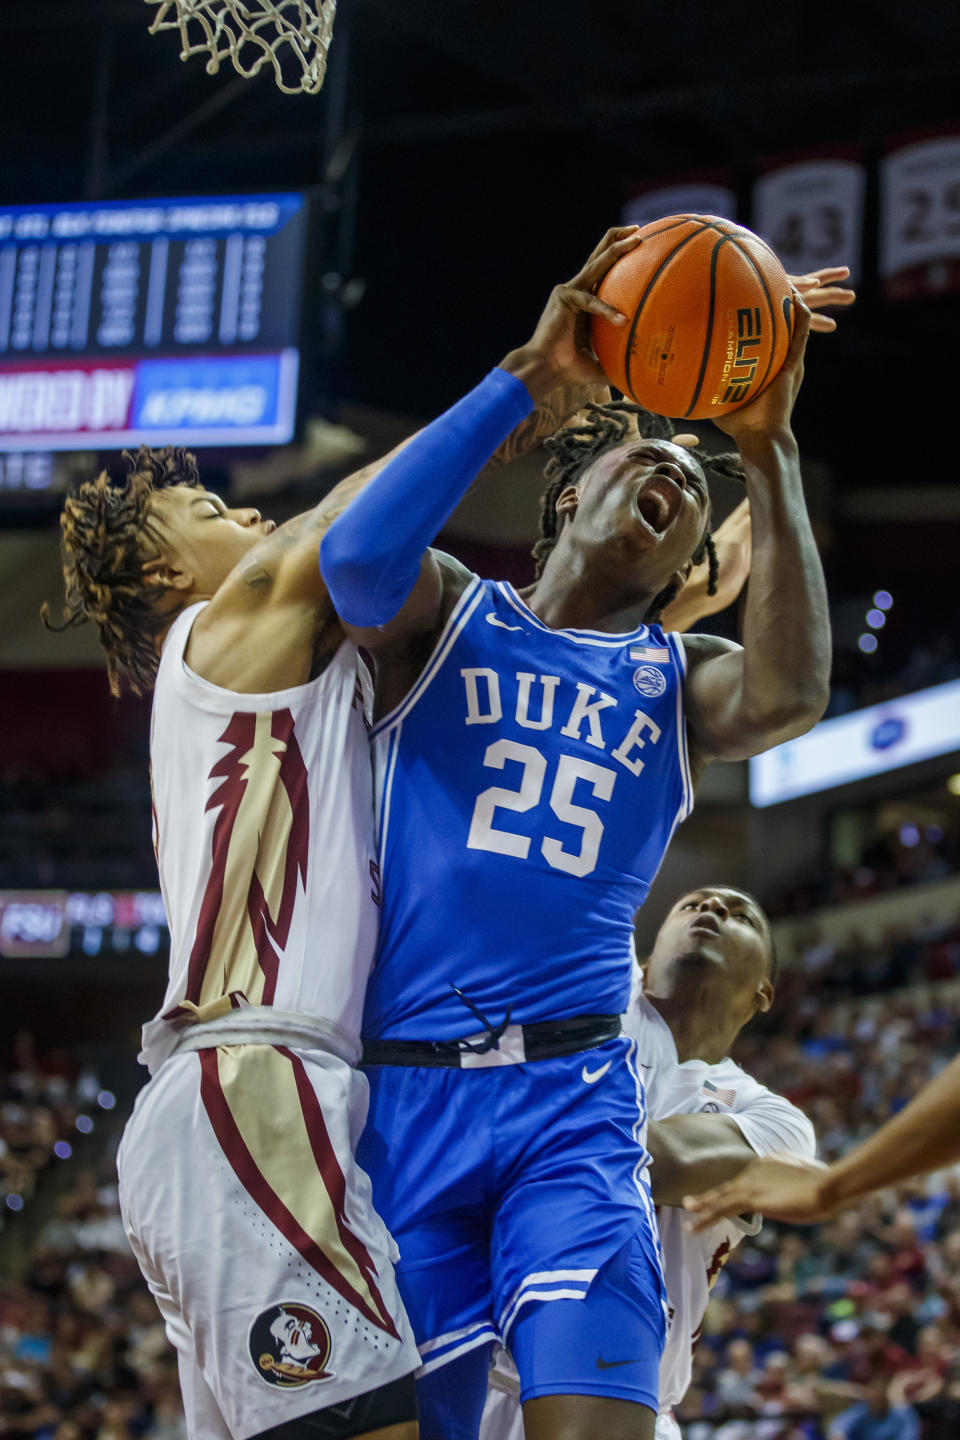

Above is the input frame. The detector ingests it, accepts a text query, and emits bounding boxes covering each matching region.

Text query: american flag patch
[629,645,671,663]
[701,1079,736,1106]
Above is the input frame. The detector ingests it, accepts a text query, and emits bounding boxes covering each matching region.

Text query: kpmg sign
[0,193,309,449]
[749,678,960,807]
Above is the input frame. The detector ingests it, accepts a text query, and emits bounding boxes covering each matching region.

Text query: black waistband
[361,1015,621,1069]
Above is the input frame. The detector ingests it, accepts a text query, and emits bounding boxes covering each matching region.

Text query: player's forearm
[478,380,610,478]
[319,368,533,628]
[317,376,593,533]
[821,1051,960,1209]
[735,432,830,743]
[648,1115,757,1206]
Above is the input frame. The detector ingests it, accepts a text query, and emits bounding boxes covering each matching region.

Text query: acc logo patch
[632,665,667,698]
[249,1301,334,1389]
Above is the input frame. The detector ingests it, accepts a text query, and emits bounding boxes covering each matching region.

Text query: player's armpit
[341,548,471,655]
[351,550,476,721]
[647,1113,758,1207]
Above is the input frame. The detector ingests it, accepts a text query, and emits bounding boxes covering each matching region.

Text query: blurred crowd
[769,824,959,922]
[0,1036,117,1222]
[0,1036,178,1440]
[0,1156,183,1440]
[680,920,960,1439]
[771,914,960,1014]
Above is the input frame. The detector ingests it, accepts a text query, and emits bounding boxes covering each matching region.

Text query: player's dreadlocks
[532,399,745,623]
[41,446,201,697]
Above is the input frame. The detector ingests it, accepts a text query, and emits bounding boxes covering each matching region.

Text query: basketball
[591,214,795,420]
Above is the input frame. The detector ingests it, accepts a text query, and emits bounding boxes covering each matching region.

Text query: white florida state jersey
[140,602,379,1074]
[478,982,816,1440]
[623,982,816,1414]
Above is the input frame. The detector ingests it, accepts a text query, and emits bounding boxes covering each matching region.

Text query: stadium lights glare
[858,633,878,654]
[866,609,886,629]
[948,774,960,797]
[873,590,894,610]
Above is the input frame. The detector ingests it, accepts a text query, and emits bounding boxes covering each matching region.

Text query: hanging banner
[753,158,864,280]
[881,136,960,299]
[622,182,737,229]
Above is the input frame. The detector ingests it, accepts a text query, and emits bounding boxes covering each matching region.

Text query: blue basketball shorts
[357,1036,666,1431]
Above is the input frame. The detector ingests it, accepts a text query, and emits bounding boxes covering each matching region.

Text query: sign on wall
[750,678,960,807]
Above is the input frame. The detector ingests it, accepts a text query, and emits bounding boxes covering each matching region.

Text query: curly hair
[531,400,744,624]
[41,446,201,697]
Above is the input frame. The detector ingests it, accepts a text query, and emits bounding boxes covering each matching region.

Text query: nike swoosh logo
[581,1060,612,1084]
[485,614,523,631]
[596,1356,639,1369]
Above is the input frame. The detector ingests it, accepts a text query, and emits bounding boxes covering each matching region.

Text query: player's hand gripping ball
[591,215,794,420]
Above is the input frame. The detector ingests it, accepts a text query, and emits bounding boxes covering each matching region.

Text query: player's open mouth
[690,914,721,937]
[635,477,681,536]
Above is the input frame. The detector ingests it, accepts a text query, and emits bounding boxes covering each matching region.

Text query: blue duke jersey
[364,575,694,1041]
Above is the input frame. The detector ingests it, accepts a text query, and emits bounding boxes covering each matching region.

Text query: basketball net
[145,0,337,96]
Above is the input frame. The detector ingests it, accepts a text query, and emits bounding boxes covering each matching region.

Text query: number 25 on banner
[881,136,960,300]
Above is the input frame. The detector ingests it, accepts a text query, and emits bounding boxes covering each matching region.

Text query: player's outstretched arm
[680,297,831,765]
[647,1113,762,1206]
[648,1082,815,1207]
[227,372,606,609]
[192,371,615,695]
[317,226,640,650]
[685,1048,960,1227]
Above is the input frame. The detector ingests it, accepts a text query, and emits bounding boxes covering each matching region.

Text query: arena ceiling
[1,0,958,481]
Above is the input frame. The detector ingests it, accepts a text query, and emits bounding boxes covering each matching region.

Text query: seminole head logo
[249,1301,334,1389]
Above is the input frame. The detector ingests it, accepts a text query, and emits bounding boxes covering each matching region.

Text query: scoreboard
[0,192,311,451]
[0,890,169,959]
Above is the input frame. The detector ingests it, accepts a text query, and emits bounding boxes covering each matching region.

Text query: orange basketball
[591,214,794,420]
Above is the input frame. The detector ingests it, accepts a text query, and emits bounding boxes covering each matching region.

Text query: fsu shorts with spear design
[118,1042,419,1440]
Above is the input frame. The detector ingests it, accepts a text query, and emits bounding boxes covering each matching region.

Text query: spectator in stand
[827,1375,919,1440]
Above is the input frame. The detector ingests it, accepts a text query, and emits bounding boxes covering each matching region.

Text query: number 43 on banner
[753,158,865,285]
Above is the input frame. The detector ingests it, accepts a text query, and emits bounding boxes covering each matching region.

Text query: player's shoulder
[708,1055,795,1111]
[715,1057,816,1156]
[706,1055,768,1103]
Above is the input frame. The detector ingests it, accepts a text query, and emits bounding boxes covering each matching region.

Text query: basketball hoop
[145,0,337,96]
